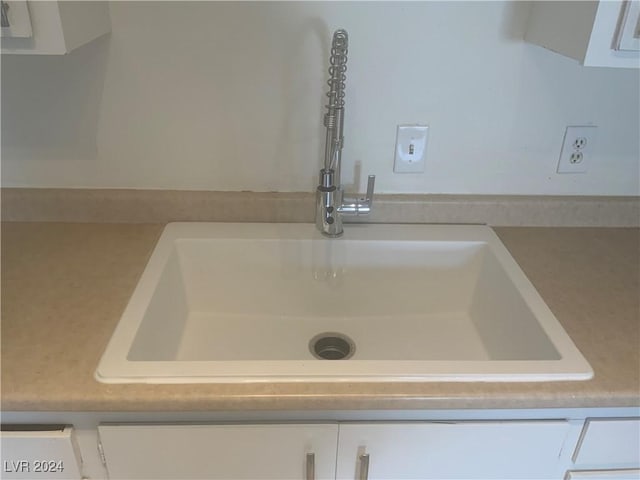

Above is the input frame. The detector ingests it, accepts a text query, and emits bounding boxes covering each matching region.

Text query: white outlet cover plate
[557,125,597,174]
[394,125,429,173]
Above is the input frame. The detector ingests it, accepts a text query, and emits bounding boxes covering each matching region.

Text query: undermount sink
[95,223,592,383]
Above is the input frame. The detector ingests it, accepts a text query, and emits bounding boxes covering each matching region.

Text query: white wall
[2,1,639,195]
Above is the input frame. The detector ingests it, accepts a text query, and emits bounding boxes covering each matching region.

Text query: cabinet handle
[358,453,370,480]
[306,452,315,480]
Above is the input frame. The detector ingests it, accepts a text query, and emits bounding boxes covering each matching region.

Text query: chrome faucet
[316,29,375,237]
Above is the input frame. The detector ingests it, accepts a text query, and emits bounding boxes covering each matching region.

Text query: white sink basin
[95,223,592,383]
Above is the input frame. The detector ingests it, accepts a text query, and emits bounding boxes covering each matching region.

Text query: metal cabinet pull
[306,452,315,480]
[358,453,370,480]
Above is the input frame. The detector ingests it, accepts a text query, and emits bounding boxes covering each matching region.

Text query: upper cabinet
[525,0,640,68]
[1,1,110,55]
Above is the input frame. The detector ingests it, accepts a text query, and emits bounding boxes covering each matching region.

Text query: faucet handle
[338,174,376,216]
[364,175,375,207]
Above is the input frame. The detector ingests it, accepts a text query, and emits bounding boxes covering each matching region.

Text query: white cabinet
[98,423,339,480]
[525,1,640,68]
[3,414,638,480]
[98,421,571,480]
[335,421,570,480]
[1,1,110,55]
[0,425,83,479]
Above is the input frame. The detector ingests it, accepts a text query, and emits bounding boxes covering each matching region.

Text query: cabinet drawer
[566,469,640,480]
[0,425,82,479]
[573,418,640,467]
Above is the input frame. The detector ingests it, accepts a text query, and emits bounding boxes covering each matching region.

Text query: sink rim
[95,222,593,384]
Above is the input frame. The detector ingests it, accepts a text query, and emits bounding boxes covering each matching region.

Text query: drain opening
[310,333,355,360]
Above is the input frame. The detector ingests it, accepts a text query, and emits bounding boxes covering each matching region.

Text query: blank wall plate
[557,126,597,174]
[394,125,429,173]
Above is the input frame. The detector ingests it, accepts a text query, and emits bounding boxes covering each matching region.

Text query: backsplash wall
[2,1,639,195]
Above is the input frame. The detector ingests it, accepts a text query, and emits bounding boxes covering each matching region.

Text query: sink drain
[309,332,355,360]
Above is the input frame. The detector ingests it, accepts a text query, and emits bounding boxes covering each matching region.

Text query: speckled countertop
[1,223,638,412]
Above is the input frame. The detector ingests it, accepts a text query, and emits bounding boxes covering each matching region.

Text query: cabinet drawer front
[566,469,640,480]
[0,426,82,479]
[573,418,640,467]
[98,423,338,480]
[336,420,570,479]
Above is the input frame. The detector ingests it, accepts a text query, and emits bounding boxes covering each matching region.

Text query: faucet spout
[316,29,375,237]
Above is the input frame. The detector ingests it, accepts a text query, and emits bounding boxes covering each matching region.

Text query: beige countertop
[1,223,638,412]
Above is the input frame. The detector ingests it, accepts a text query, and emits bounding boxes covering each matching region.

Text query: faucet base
[316,182,344,237]
[320,230,344,238]
[315,170,376,237]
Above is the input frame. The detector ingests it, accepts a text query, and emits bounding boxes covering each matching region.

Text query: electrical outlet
[393,125,428,173]
[557,126,597,174]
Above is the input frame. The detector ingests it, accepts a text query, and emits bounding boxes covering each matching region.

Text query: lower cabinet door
[98,423,338,480]
[335,421,570,480]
